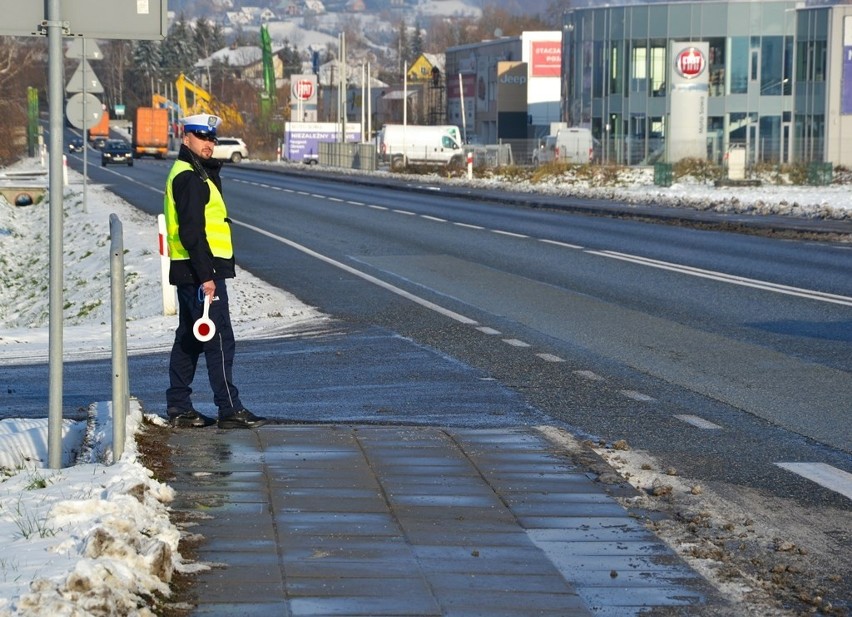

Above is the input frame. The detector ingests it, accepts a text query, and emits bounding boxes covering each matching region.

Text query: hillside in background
[167,0,556,22]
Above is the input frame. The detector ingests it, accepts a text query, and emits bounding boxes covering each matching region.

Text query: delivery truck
[86,104,110,143]
[378,124,463,170]
[132,107,169,159]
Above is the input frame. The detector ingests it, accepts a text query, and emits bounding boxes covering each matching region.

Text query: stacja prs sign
[675,47,706,79]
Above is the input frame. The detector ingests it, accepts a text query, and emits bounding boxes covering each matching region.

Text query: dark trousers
[166,280,243,416]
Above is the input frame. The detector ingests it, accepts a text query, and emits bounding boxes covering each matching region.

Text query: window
[729,37,748,94]
[631,43,647,94]
[650,42,665,97]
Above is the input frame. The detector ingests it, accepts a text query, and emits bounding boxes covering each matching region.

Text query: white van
[531,135,558,165]
[554,127,594,164]
[379,124,464,170]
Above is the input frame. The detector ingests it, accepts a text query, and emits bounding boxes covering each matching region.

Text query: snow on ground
[0,159,328,615]
[0,156,849,616]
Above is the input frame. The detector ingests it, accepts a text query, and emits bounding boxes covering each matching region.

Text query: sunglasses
[189,131,217,143]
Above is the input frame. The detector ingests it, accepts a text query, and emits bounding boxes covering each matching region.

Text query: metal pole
[459,73,467,145]
[82,38,88,212]
[367,62,372,144]
[110,214,128,462]
[47,0,65,469]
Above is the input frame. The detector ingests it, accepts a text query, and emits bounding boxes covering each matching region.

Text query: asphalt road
[47,152,852,513]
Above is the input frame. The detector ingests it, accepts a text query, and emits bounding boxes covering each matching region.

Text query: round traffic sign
[65,92,103,130]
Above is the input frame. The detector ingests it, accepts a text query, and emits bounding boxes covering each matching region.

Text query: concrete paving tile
[530,539,674,557]
[509,501,631,518]
[519,516,651,533]
[435,589,590,612]
[388,494,501,507]
[567,567,700,587]
[193,549,280,567]
[442,609,589,617]
[192,537,277,553]
[285,576,432,597]
[275,512,399,536]
[426,572,579,593]
[280,546,419,566]
[288,596,441,616]
[392,505,514,522]
[270,496,389,513]
[503,491,612,505]
[191,603,290,616]
[283,559,422,578]
[580,585,705,607]
[190,567,284,602]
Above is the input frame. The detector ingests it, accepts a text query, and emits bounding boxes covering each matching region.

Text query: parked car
[101,140,133,167]
[212,137,248,163]
[68,137,85,153]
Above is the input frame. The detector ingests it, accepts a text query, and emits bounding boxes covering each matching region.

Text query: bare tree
[0,37,44,165]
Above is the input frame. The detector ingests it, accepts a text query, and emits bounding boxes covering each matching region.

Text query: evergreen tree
[132,40,162,78]
[411,19,424,60]
[194,17,219,60]
[160,13,198,79]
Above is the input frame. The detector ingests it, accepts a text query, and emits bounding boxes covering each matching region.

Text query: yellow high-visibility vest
[163,160,233,260]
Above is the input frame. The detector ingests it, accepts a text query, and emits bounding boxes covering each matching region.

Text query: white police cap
[179,113,222,135]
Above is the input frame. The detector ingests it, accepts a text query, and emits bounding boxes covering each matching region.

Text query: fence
[318,142,377,171]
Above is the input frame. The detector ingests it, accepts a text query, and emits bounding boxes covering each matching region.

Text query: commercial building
[445,32,562,147]
[560,0,852,167]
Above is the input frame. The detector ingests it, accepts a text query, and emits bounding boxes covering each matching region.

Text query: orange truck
[87,104,110,141]
[132,107,169,159]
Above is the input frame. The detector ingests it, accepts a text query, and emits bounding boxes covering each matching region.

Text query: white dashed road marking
[536,353,564,362]
[675,414,723,429]
[775,463,852,500]
[574,370,603,381]
[476,327,501,335]
[502,338,531,348]
[620,390,655,402]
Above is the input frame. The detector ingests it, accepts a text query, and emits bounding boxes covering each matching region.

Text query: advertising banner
[531,41,561,77]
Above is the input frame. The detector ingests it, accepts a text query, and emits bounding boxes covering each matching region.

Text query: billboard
[668,42,709,161]
[290,74,318,122]
[284,122,360,163]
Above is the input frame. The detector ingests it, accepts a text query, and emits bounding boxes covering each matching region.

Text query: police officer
[163,113,267,429]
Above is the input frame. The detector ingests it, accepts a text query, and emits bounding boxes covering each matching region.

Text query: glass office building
[561,0,852,166]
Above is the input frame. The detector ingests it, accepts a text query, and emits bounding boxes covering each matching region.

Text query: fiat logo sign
[294,80,314,100]
[675,47,706,79]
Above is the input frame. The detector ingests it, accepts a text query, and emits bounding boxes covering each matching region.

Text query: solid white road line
[775,463,852,500]
[589,250,852,307]
[232,219,479,326]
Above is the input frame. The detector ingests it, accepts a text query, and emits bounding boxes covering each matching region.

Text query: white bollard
[62,154,68,186]
[466,151,473,180]
[158,214,177,316]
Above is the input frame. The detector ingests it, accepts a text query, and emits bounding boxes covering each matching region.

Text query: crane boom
[175,73,244,132]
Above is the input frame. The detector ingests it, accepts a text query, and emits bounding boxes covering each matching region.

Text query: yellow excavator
[175,73,244,132]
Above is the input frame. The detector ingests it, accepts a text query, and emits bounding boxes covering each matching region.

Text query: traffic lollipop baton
[193,294,216,342]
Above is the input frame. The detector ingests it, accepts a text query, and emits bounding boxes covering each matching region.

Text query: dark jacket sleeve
[171,169,217,283]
